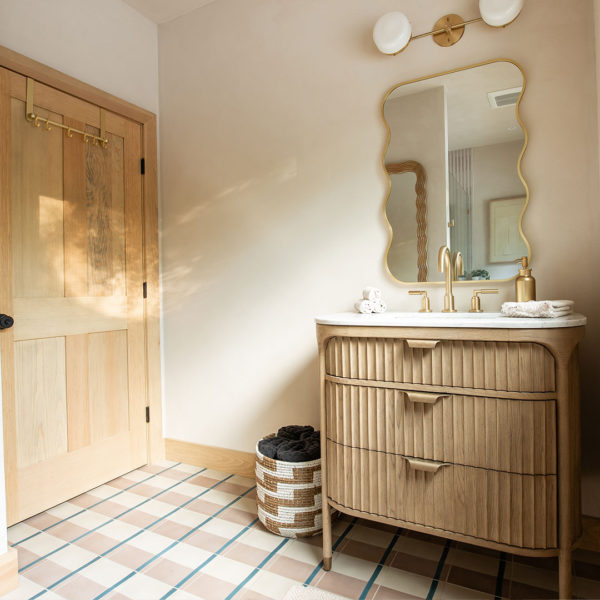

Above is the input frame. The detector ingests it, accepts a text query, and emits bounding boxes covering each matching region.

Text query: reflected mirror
[383,59,529,283]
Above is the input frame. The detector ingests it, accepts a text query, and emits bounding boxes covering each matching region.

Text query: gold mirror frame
[386,161,428,282]
[381,58,531,285]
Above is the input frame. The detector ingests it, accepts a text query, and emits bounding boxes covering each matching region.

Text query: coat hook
[83,133,89,143]
[45,120,52,131]
[33,116,41,128]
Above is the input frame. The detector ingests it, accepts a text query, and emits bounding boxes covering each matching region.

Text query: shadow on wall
[243,355,320,445]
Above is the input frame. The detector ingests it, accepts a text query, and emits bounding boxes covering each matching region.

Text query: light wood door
[0,68,147,524]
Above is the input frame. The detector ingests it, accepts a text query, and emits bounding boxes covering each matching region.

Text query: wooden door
[0,68,148,525]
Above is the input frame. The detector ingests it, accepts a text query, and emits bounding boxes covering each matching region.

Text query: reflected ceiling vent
[487,87,522,109]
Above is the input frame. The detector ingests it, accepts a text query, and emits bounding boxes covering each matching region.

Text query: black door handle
[0,314,14,330]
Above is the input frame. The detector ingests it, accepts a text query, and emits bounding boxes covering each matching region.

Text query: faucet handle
[408,290,432,313]
[469,289,498,313]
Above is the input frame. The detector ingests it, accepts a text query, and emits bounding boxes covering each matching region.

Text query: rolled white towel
[501,301,573,318]
[355,299,375,314]
[363,287,382,302]
[372,299,387,314]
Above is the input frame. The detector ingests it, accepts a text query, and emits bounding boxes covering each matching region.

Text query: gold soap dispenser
[515,256,536,302]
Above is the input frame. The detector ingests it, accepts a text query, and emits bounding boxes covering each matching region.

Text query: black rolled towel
[300,430,320,442]
[258,437,286,459]
[277,439,321,462]
[277,425,314,441]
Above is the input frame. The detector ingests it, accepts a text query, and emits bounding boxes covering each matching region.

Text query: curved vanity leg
[318,341,332,571]
[321,500,332,571]
[558,549,572,599]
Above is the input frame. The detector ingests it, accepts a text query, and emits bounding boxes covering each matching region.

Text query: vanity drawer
[326,440,557,550]
[325,382,556,475]
[325,337,555,393]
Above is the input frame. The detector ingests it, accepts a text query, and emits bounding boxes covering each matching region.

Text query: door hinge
[143,282,147,298]
[145,406,150,423]
[140,158,145,175]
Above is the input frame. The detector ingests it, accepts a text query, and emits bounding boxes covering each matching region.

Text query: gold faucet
[452,251,464,280]
[469,289,498,313]
[438,245,456,312]
[408,290,432,313]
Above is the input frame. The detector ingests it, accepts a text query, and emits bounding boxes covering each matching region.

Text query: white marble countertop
[314,312,587,329]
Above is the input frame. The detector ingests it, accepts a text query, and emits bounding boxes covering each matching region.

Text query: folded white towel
[355,299,375,314]
[547,300,574,309]
[501,300,574,318]
[363,287,382,302]
[371,299,387,314]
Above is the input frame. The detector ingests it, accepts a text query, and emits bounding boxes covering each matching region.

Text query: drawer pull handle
[405,457,450,473]
[405,391,448,405]
[406,339,440,349]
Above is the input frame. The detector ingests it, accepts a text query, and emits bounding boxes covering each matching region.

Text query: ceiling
[122,0,218,24]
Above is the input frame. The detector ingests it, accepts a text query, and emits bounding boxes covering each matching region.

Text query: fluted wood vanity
[316,313,585,599]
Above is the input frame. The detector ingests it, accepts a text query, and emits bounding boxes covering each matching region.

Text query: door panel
[11,98,64,298]
[15,337,67,468]
[1,67,147,524]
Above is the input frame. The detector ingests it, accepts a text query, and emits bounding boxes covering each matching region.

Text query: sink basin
[314,311,586,329]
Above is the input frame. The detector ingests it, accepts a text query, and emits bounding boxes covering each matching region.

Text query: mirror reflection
[384,60,529,283]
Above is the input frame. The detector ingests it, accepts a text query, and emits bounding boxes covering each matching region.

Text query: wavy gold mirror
[382,59,530,284]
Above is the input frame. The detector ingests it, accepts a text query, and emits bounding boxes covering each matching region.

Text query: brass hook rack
[25,78,108,148]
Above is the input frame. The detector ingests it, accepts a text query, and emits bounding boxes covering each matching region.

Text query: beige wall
[0,0,159,113]
[385,88,447,281]
[159,0,600,515]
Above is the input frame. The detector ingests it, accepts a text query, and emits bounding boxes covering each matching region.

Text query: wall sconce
[373,0,524,55]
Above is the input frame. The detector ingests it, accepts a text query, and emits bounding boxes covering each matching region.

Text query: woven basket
[255,437,322,538]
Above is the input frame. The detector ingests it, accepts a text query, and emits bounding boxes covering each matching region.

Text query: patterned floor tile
[49,520,89,543]
[74,530,122,554]
[371,584,424,599]
[346,524,397,549]
[2,575,46,600]
[54,573,108,600]
[160,542,213,569]
[115,571,174,599]
[387,548,449,580]
[109,544,154,570]
[373,565,434,598]
[24,511,62,531]
[200,554,256,585]
[183,571,236,597]
[22,557,71,588]
[279,538,323,566]
[573,576,600,600]
[7,522,39,545]
[436,580,495,599]
[202,516,248,540]
[245,569,300,599]
[444,546,501,576]
[18,531,67,556]
[47,543,98,570]
[185,529,229,553]
[143,556,195,586]
[45,502,82,520]
[7,463,600,600]
[126,530,175,554]
[78,557,132,587]
[313,569,372,599]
